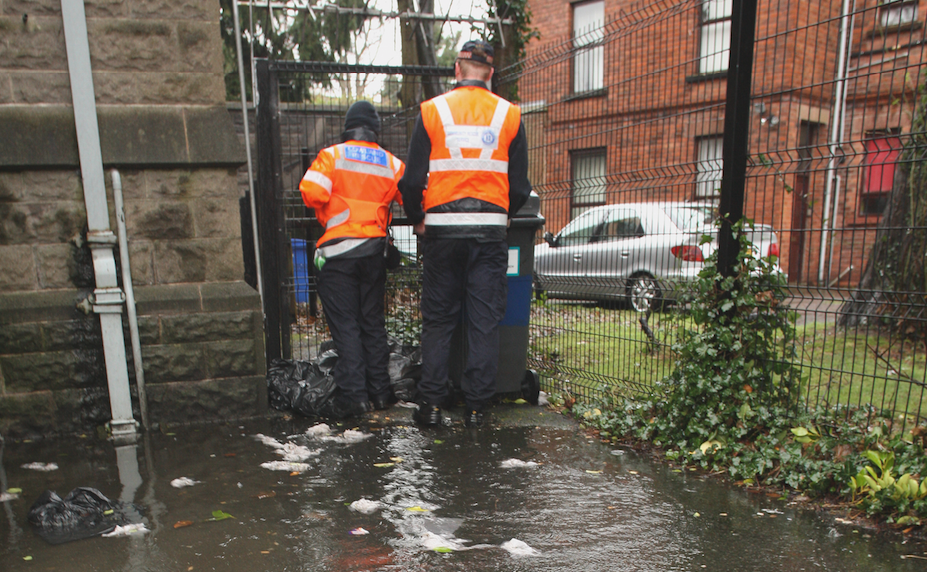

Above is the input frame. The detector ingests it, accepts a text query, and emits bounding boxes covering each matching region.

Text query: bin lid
[514,191,541,218]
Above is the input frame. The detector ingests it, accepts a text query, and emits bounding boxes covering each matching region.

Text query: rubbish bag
[267,337,422,416]
[267,351,338,417]
[28,487,139,545]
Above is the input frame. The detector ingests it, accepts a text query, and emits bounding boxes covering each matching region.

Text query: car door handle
[621,251,630,257]
[573,253,582,261]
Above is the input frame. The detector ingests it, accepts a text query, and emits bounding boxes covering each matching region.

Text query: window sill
[686,71,727,84]
[562,88,608,103]
[865,20,922,37]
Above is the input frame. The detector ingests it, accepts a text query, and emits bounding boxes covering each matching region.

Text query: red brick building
[512,0,926,286]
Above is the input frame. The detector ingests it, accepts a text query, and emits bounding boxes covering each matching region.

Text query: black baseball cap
[458,40,494,66]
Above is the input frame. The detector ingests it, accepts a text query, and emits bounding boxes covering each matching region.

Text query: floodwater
[1,406,925,572]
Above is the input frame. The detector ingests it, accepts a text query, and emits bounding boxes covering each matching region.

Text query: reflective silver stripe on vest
[429,157,509,173]
[318,237,371,258]
[301,170,333,195]
[423,212,508,227]
[334,158,395,179]
[433,95,511,162]
[326,209,350,229]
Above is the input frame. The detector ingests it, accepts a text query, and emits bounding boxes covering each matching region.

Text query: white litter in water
[350,527,370,535]
[349,499,382,514]
[610,450,626,456]
[102,523,149,537]
[537,392,550,407]
[421,531,471,552]
[260,461,311,473]
[277,442,321,462]
[170,477,200,488]
[501,538,538,556]
[254,433,285,449]
[305,423,333,437]
[341,429,371,443]
[500,459,538,469]
[20,462,58,472]
[0,492,19,502]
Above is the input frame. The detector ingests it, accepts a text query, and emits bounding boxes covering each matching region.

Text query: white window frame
[699,0,732,75]
[696,136,723,198]
[572,0,605,94]
[880,0,918,28]
[571,148,607,219]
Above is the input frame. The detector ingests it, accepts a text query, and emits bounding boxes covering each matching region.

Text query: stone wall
[0,0,267,437]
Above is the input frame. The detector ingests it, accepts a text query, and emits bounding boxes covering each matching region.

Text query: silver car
[533,202,780,312]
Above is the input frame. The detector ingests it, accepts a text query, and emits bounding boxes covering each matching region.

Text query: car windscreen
[664,206,716,231]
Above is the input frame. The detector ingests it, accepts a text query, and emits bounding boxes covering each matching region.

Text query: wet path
[1,408,925,571]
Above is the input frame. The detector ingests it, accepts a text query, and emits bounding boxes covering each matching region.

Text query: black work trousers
[316,253,391,405]
[419,237,508,411]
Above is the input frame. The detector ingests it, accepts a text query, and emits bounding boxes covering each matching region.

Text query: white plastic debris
[537,392,550,407]
[102,523,149,537]
[340,429,371,443]
[170,477,200,488]
[349,499,382,514]
[349,527,370,535]
[501,538,537,556]
[500,459,538,469]
[260,460,311,473]
[0,492,18,502]
[254,433,285,449]
[304,423,333,437]
[21,462,58,472]
[277,442,321,462]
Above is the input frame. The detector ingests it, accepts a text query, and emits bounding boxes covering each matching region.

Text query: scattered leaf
[289,472,300,476]
[373,463,395,468]
[433,547,454,553]
[628,470,639,475]
[694,512,701,518]
[512,398,528,405]
[586,470,602,474]
[254,491,277,500]
[224,453,237,457]
[104,509,114,516]
[261,550,270,554]
[23,556,33,561]
[209,510,234,521]
[406,506,429,512]
[7,488,22,494]
[174,521,194,529]
[434,440,444,444]
[350,527,369,535]
[719,513,728,517]
[389,457,404,463]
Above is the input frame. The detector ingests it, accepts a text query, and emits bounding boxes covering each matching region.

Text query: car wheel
[628,274,660,313]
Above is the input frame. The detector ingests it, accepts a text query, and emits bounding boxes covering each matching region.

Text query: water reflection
[0,416,925,572]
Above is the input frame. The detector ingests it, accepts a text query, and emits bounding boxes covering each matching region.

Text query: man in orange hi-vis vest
[299,101,405,420]
[399,40,532,428]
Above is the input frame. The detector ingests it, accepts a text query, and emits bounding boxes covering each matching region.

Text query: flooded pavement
[1,404,926,572]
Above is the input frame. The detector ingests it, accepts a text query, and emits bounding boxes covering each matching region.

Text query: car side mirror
[544,231,556,246]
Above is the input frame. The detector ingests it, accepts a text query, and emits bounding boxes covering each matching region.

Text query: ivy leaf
[210,510,234,521]
[433,547,454,553]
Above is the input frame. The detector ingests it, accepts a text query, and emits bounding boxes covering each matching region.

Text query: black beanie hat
[343,101,380,134]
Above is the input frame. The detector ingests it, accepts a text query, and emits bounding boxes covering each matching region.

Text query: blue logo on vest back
[481,129,497,145]
[344,145,388,167]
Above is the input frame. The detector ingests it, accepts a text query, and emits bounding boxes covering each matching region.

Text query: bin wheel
[521,369,540,405]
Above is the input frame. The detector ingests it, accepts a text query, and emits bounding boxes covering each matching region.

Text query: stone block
[0,323,43,354]
[0,72,12,104]
[201,282,262,313]
[0,172,20,201]
[52,387,114,435]
[206,339,261,379]
[127,240,155,285]
[89,19,174,72]
[161,311,256,344]
[10,70,72,104]
[0,391,57,438]
[0,290,87,324]
[153,238,242,283]
[141,343,207,383]
[0,17,67,70]
[136,315,160,345]
[0,245,36,289]
[3,1,61,16]
[128,200,194,240]
[145,375,267,426]
[94,72,224,106]
[177,21,222,73]
[84,0,130,19]
[36,243,76,288]
[42,317,102,352]
[0,201,87,244]
[193,198,240,238]
[128,0,215,21]
[134,283,202,314]
[1,348,106,393]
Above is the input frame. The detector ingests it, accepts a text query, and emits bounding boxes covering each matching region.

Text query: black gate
[253,59,454,366]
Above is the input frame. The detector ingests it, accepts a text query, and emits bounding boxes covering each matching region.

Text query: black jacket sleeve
[506,121,532,217]
[398,115,431,225]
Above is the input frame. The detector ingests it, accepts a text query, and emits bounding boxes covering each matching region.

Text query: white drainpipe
[61,0,137,442]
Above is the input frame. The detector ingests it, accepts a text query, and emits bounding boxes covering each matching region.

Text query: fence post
[255,59,284,367]
[718,0,758,278]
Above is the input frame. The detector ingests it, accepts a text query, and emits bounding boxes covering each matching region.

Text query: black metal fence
[498,0,927,425]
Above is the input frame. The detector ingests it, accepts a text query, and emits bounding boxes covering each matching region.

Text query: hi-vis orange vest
[421,86,521,227]
[299,141,404,258]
